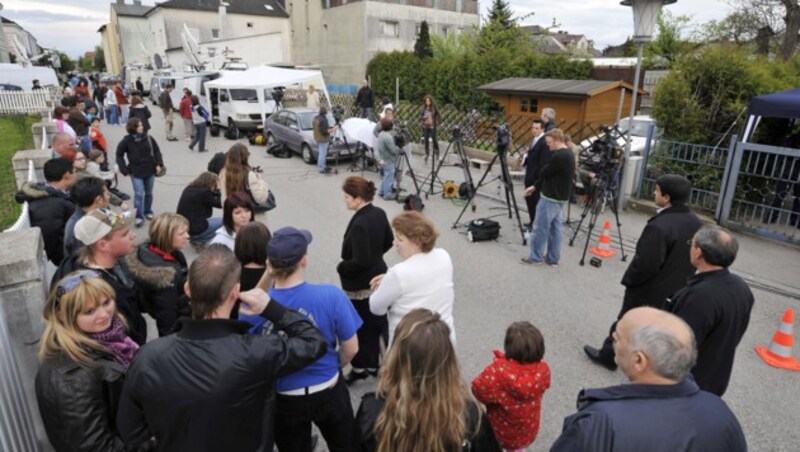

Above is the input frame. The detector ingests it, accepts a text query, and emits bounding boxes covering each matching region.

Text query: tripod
[395,145,422,199]
[422,129,475,200]
[347,141,378,173]
[328,122,351,174]
[568,170,628,265]
[453,143,527,245]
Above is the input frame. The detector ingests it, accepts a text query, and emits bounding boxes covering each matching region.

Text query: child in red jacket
[472,321,551,452]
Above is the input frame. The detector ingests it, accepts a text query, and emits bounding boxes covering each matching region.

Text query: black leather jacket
[35,351,153,452]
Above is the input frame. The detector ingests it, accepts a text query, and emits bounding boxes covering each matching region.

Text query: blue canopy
[748,88,800,119]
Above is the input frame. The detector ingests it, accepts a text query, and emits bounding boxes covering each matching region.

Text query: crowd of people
[17,80,755,452]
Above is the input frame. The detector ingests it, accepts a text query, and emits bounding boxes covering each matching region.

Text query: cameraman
[377,118,398,200]
[313,106,337,174]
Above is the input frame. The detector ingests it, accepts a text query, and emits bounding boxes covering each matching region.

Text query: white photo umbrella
[341,117,378,149]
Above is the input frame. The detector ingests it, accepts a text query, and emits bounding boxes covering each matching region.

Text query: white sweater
[369,248,455,346]
[209,226,235,250]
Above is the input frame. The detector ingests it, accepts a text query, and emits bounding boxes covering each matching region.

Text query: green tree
[487,0,514,29]
[78,55,93,72]
[414,21,433,58]
[57,52,75,73]
[645,12,695,68]
[93,46,106,71]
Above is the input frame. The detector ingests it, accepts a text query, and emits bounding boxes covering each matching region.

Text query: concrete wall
[0,228,52,451]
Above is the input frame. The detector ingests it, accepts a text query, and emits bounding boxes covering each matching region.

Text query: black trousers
[423,127,439,155]
[524,189,541,225]
[598,291,662,362]
[275,377,355,452]
[350,297,387,370]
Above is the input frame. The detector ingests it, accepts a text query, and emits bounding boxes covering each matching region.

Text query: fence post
[716,134,739,223]
[636,123,656,197]
[395,77,399,107]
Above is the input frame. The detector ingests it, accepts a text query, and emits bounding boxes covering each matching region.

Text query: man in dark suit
[584,174,702,370]
[522,119,551,228]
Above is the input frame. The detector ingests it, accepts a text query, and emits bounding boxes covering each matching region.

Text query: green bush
[0,115,37,230]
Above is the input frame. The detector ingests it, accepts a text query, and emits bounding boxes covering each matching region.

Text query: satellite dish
[13,35,30,61]
[181,24,205,70]
[154,54,164,69]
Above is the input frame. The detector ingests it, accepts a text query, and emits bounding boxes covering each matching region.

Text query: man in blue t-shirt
[242,226,362,452]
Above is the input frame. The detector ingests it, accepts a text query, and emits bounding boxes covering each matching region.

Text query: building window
[247,22,254,28]
[415,23,421,36]
[211,29,220,39]
[381,21,399,37]
[520,98,539,113]
[442,26,449,36]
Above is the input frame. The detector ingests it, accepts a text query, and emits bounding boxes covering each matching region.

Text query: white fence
[0,91,51,115]
[3,160,36,233]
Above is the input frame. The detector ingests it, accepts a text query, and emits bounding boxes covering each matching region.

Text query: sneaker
[519,257,542,265]
[167,137,179,142]
[188,145,193,151]
[135,218,144,228]
[145,213,155,221]
[547,261,559,268]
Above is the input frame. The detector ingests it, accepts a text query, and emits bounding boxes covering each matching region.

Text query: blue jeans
[131,175,155,220]
[191,217,222,244]
[317,141,329,171]
[528,197,565,264]
[380,161,396,199]
[106,106,118,125]
[190,122,207,152]
[119,105,129,125]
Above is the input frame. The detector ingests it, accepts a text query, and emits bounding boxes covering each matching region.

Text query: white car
[581,115,660,156]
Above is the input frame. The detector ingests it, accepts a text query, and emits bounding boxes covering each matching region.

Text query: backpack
[267,142,292,159]
[467,218,500,242]
[224,126,239,140]
[403,194,425,212]
[207,152,226,175]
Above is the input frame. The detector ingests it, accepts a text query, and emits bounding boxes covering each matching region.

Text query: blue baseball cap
[267,227,313,268]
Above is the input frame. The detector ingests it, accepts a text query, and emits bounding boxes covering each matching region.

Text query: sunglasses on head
[54,270,101,308]
[95,208,133,227]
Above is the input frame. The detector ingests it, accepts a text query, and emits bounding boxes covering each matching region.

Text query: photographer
[377,119,399,201]
[313,106,336,174]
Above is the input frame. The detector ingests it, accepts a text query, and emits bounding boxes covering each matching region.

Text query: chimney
[133,0,142,5]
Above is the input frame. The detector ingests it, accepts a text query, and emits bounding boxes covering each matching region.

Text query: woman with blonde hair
[219,143,269,217]
[126,213,190,336]
[356,309,500,452]
[369,211,455,346]
[36,270,145,451]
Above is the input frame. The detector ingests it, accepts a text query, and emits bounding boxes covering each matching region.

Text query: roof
[749,88,800,119]
[97,24,108,32]
[1,17,19,25]
[153,0,288,18]
[552,32,586,45]
[478,78,646,98]
[112,2,151,17]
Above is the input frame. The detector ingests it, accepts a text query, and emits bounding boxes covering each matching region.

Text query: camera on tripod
[494,123,511,148]
[331,105,345,124]
[271,86,285,105]
[451,127,462,140]
[394,125,411,148]
[583,128,622,176]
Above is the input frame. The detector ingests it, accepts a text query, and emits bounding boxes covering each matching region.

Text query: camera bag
[467,218,500,242]
[403,194,425,212]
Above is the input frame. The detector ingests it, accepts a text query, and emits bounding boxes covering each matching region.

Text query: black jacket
[621,205,702,306]
[668,269,754,396]
[116,302,327,452]
[337,203,393,292]
[535,148,575,202]
[355,393,502,452]
[158,90,173,110]
[15,181,75,265]
[550,378,747,452]
[523,134,551,188]
[53,255,148,346]
[126,244,189,337]
[356,86,375,109]
[129,104,152,132]
[36,351,152,452]
[176,186,222,236]
[116,134,163,179]
[68,109,91,136]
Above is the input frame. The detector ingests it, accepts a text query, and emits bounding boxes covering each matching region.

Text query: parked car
[0,83,23,91]
[264,107,353,164]
[580,115,661,156]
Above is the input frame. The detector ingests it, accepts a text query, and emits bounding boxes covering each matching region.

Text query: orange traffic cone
[590,221,616,258]
[755,309,800,371]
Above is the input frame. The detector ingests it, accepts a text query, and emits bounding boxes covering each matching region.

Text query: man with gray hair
[668,226,754,396]
[551,307,746,451]
[541,107,556,132]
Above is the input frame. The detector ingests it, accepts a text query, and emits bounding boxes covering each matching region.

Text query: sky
[0,0,734,60]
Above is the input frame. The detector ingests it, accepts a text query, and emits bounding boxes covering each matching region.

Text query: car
[580,115,661,156]
[264,107,354,164]
[0,83,23,91]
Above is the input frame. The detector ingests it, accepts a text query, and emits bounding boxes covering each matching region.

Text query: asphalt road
[97,115,800,451]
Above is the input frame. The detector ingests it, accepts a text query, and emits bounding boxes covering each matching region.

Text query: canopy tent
[204,65,330,125]
[0,63,59,89]
[743,88,800,143]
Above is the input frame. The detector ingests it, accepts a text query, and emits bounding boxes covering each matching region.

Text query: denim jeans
[317,141,329,172]
[358,107,375,121]
[131,175,155,219]
[119,104,129,125]
[528,197,565,264]
[106,106,118,125]
[380,161,396,199]
[191,217,222,244]
[190,122,207,152]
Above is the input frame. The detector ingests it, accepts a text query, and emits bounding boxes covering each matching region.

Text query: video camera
[394,124,411,148]
[583,126,622,175]
[494,123,511,148]
[331,105,345,124]
[271,86,285,106]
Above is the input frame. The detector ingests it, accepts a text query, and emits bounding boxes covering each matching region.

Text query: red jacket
[471,350,551,449]
[114,86,129,105]
[179,96,192,119]
[90,126,108,152]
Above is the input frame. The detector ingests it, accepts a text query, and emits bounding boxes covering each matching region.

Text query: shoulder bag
[244,174,276,212]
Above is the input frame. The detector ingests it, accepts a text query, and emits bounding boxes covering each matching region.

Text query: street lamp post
[618,0,675,210]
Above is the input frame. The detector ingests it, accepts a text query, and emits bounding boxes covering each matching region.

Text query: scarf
[133,133,144,143]
[88,317,139,368]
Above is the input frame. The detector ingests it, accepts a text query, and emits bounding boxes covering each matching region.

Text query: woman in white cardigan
[369,211,455,346]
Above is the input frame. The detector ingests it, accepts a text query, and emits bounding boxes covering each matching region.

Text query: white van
[206,86,278,136]
[150,71,220,109]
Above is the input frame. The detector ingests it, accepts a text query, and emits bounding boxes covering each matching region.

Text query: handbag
[244,175,276,212]
[148,135,167,177]
[467,218,500,242]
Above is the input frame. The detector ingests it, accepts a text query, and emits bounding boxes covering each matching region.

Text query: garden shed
[477,78,646,141]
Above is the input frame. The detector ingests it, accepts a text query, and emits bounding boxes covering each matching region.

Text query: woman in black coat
[128,95,152,133]
[337,176,393,383]
[177,171,223,245]
[126,213,190,337]
[36,270,152,451]
[116,117,163,227]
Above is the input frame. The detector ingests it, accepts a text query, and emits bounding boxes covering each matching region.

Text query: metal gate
[718,140,799,244]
